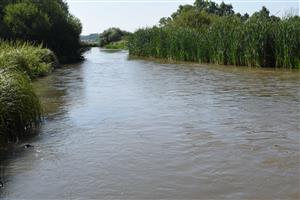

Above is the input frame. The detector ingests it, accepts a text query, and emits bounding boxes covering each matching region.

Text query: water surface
[1,48,299,199]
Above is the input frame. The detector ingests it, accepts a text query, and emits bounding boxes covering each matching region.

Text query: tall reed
[129,15,300,69]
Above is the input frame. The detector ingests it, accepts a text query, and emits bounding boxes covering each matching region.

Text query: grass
[104,39,128,50]
[0,41,58,79]
[0,68,41,144]
[0,41,58,146]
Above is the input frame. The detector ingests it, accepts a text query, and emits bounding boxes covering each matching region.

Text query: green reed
[129,15,300,69]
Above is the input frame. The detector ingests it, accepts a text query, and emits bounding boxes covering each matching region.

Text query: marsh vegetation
[129,0,300,68]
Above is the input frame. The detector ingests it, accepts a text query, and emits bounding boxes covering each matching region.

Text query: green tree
[0,0,82,63]
[99,27,130,47]
[194,0,234,16]
[4,2,51,40]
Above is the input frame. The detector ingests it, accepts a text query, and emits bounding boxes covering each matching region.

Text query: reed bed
[128,15,300,69]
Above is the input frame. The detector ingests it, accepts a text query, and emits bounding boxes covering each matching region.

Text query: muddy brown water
[0,48,299,199]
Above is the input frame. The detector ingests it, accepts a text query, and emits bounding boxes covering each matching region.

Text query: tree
[159,17,171,27]
[219,2,234,16]
[173,10,214,28]
[194,0,234,16]
[0,0,83,63]
[171,5,194,19]
[99,27,130,47]
[194,0,209,10]
[4,2,51,40]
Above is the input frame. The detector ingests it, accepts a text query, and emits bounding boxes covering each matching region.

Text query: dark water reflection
[1,48,299,199]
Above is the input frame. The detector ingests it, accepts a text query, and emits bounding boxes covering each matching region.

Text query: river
[1,48,299,199]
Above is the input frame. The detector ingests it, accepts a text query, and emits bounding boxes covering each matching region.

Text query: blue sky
[65,0,300,35]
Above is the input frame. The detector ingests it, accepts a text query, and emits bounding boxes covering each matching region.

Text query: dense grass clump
[0,69,41,143]
[0,41,58,145]
[0,41,58,79]
[128,1,300,69]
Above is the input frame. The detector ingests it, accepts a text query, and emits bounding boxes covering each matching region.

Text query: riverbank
[0,41,58,147]
[129,54,300,73]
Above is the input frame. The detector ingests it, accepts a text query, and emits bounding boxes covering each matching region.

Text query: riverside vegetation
[128,0,300,69]
[80,28,130,49]
[0,0,82,146]
[0,41,58,145]
[99,27,130,49]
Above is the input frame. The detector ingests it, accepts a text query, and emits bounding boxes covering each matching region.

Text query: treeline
[128,0,300,68]
[99,27,130,49]
[0,0,83,63]
[81,33,100,43]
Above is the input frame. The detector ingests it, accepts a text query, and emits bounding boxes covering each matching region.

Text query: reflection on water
[0,48,299,199]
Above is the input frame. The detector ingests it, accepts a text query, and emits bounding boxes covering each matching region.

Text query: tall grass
[0,40,58,79]
[0,41,58,145]
[128,15,300,69]
[0,69,41,143]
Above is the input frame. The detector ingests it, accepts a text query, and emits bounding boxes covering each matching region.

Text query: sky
[65,0,300,35]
